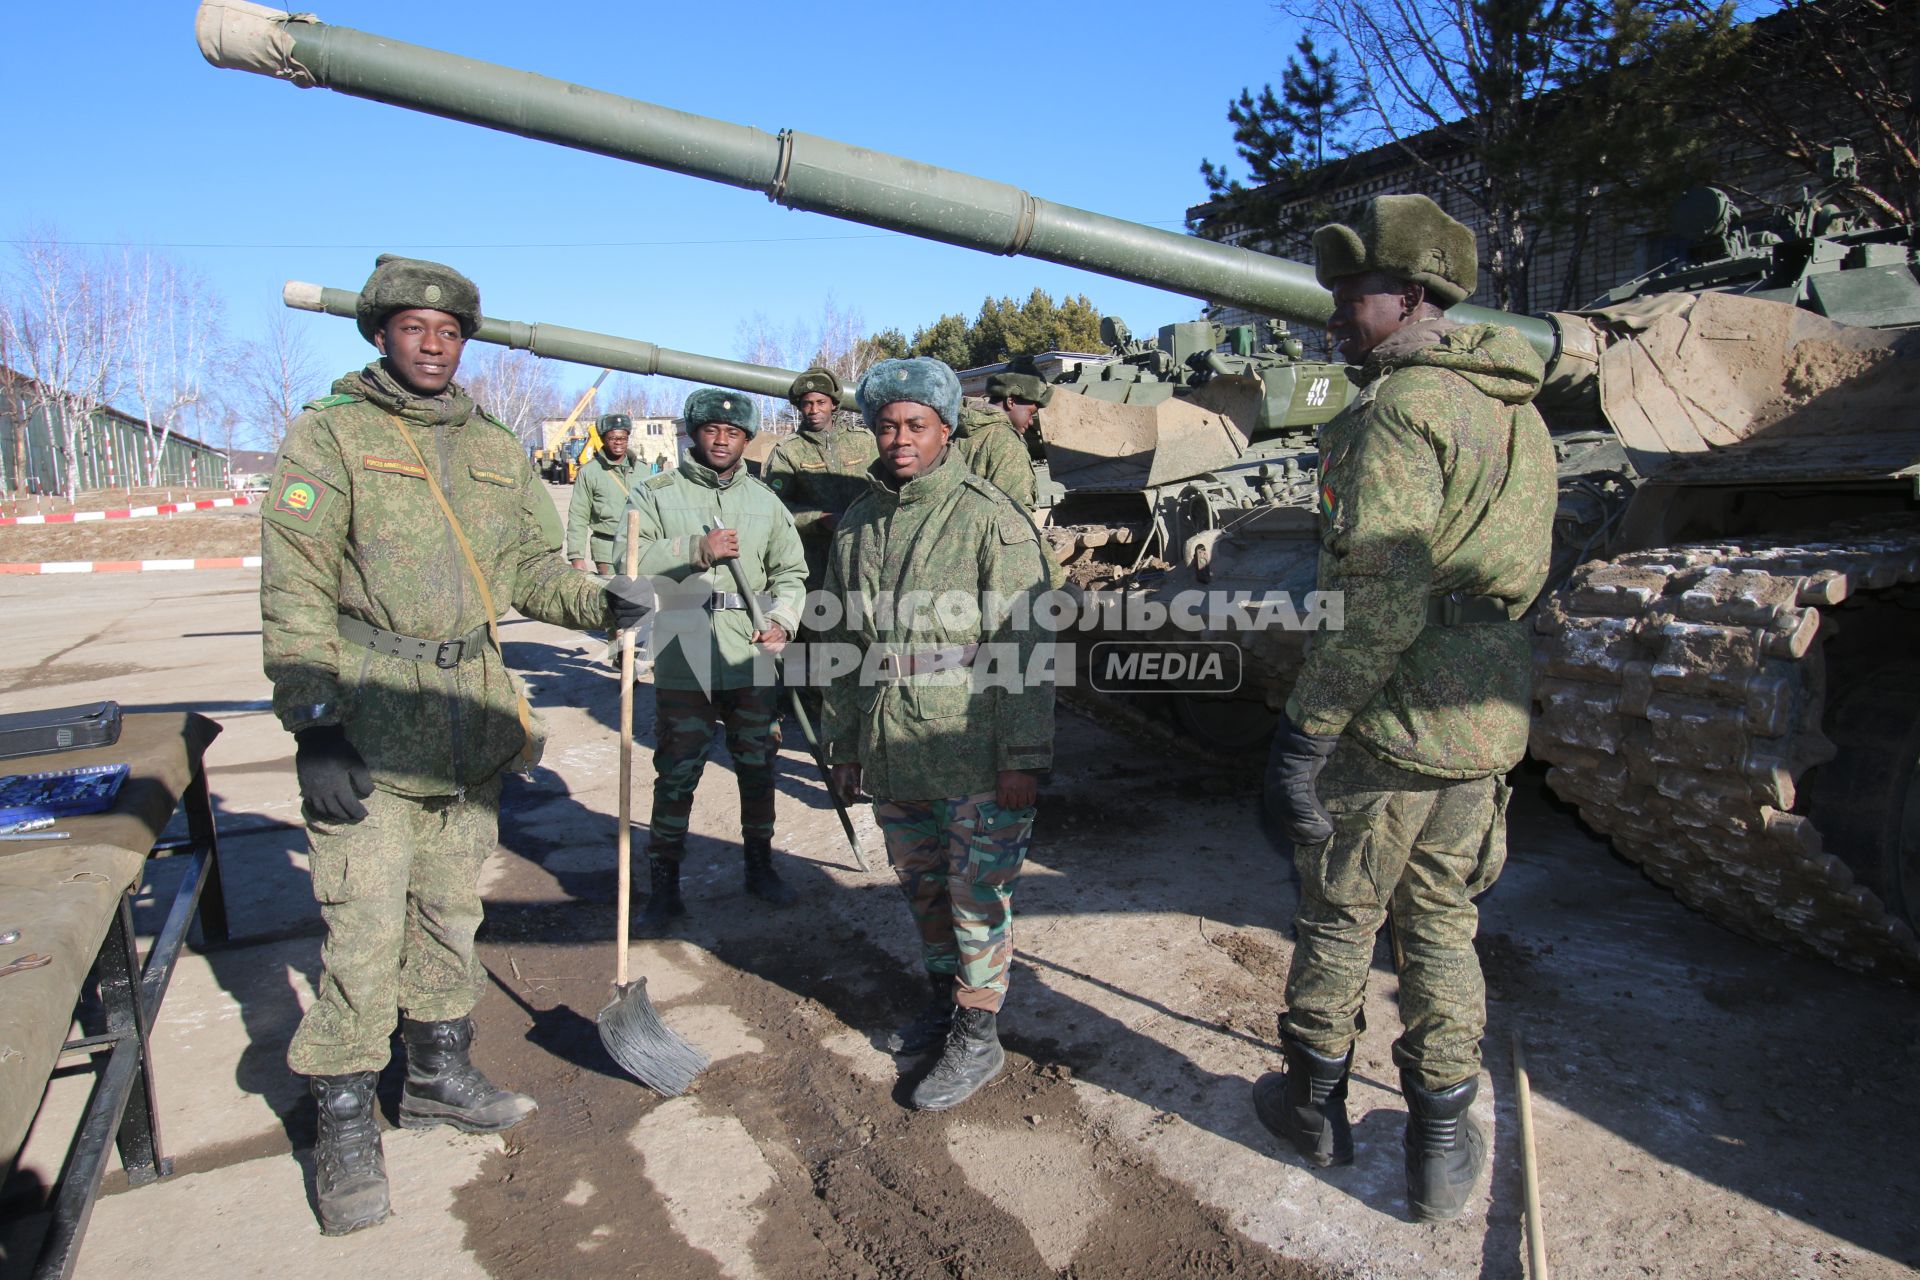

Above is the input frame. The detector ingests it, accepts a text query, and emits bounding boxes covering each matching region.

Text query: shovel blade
[595,977,709,1096]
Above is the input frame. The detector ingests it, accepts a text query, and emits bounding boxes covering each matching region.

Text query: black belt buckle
[435,638,464,669]
[1440,591,1465,626]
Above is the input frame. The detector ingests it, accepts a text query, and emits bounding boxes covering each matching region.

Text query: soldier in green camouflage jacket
[612,387,808,934]
[763,367,877,587]
[566,415,638,572]
[823,357,1054,1114]
[952,401,1035,511]
[1256,196,1554,1223]
[260,256,650,1237]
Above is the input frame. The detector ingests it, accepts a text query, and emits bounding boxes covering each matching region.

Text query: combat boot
[885,972,956,1055]
[398,1017,538,1133]
[742,836,797,906]
[1402,1072,1487,1222]
[634,853,686,938]
[309,1072,389,1236]
[1252,1035,1354,1167]
[910,1006,1004,1111]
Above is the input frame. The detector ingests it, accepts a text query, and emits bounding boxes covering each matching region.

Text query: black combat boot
[398,1017,538,1133]
[742,836,797,906]
[1252,1035,1354,1167]
[910,1006,1005,1111]
[634,853,686,938]
[309,1072,390,1236]
[1402,1072,1487,1222]
[885,972,957,1055]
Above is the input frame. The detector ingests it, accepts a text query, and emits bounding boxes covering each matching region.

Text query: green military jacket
[821,449,1055,802]
[953,403,1036,511]
[261,364,613,797]
[1287,319,1555,779]
[764,418,878,584]
[613,455,807,692]
[566,447,639,566]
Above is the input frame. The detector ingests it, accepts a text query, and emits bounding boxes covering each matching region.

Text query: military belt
[338,613,491,669]
[707,591,777,614]
[1425,592,1515,626]
[874,642,981,681]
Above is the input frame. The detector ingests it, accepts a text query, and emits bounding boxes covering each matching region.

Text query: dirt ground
[0,508,260,563]
[4,540,1919,1279]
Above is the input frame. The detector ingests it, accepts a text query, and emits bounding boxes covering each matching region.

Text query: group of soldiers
[260,192,1549,1240]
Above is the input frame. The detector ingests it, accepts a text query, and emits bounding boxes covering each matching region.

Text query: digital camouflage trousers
[649,683,782,855]
[876,790,1035,1012]
[289,775,504,1076]
[1283,740,1511,1091]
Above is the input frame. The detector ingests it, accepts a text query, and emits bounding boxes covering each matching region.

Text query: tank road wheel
[1171,694,1279,752]
[1530,521,1920,981]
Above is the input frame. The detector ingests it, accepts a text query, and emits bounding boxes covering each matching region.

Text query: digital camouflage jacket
[1286,319,1555,779]
[612,455,807,692]
[261,364,613,797]
[953,402,1036,511]
[821,448,1055,802]
[763,418,878,584]
[567,447,639,565]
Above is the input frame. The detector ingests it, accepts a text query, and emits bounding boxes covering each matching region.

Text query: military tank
[200,0,1920,981]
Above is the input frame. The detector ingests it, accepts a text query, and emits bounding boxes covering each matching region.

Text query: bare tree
[123,250,225,488]
[462,346,562,451]
[230,307,327,451]
[599,374,683,420]
[0,227,130,495]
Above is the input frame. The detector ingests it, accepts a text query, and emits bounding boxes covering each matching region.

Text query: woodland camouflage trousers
[1283,741,1511,1091]
[648,683,781,855]
[877,791,1035,1012]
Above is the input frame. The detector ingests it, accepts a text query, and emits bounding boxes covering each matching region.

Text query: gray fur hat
[356,254,482,343]
[856,357,962,430]
[683,387,759,437]
[1313,194,1477,307]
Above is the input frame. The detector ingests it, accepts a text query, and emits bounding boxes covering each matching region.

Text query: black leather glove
[295,724,373,824]
[605,574,656,633]
[1264,715,1341,847]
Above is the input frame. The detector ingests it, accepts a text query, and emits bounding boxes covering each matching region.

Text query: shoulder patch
[644,471,679,491]
[303,392,361,411]
[961,474,1009,502]
[266,467,338,532]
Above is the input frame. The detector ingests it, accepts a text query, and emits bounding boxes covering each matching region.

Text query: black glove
[1264,715,1341,847]
[605,574,656,633]
[295,724,373,824]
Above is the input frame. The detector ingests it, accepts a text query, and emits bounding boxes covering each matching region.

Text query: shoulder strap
[385,414,536,760]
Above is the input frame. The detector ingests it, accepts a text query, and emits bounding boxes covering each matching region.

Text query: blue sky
[5,1,1307,399]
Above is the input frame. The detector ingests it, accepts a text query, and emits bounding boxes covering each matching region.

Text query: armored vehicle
[204,0,1920,981]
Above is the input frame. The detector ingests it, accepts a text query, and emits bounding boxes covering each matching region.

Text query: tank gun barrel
[203,0,1558,364]
[283,281,850,408]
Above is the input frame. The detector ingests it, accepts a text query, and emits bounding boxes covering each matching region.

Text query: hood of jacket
[1359,318,1544,405]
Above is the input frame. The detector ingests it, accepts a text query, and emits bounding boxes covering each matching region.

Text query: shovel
[712,520,871,872]
[596,509,709,1095]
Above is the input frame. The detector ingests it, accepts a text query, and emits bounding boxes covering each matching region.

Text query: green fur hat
[984,369,1053,407]
[683,387,759,437]
[597,413,632,438]
[787,367,842,407]
[856,357,962,429]
[355,254,482,343]
[1313,195,1477,307]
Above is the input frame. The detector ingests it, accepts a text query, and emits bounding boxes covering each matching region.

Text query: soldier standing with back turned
[261,255,651,1236]
[1259,196,1554,1221]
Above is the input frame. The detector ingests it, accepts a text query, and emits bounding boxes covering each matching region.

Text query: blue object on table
[0,763,130,828]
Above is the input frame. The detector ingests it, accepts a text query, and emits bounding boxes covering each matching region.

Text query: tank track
[1531,521,1920,982]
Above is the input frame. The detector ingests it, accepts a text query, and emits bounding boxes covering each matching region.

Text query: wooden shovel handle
[616,510,640,986]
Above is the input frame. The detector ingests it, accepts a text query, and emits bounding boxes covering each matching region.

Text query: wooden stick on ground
[1512,1031,1550,1280]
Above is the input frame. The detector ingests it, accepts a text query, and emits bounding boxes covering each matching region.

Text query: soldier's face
[692,421,748,472]
[1328,275,1420,365]
[989,395,1038,432]
[603,431,630,460]
[797,391,836,429]
[874,401,951,481]
[374,308,465,395]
